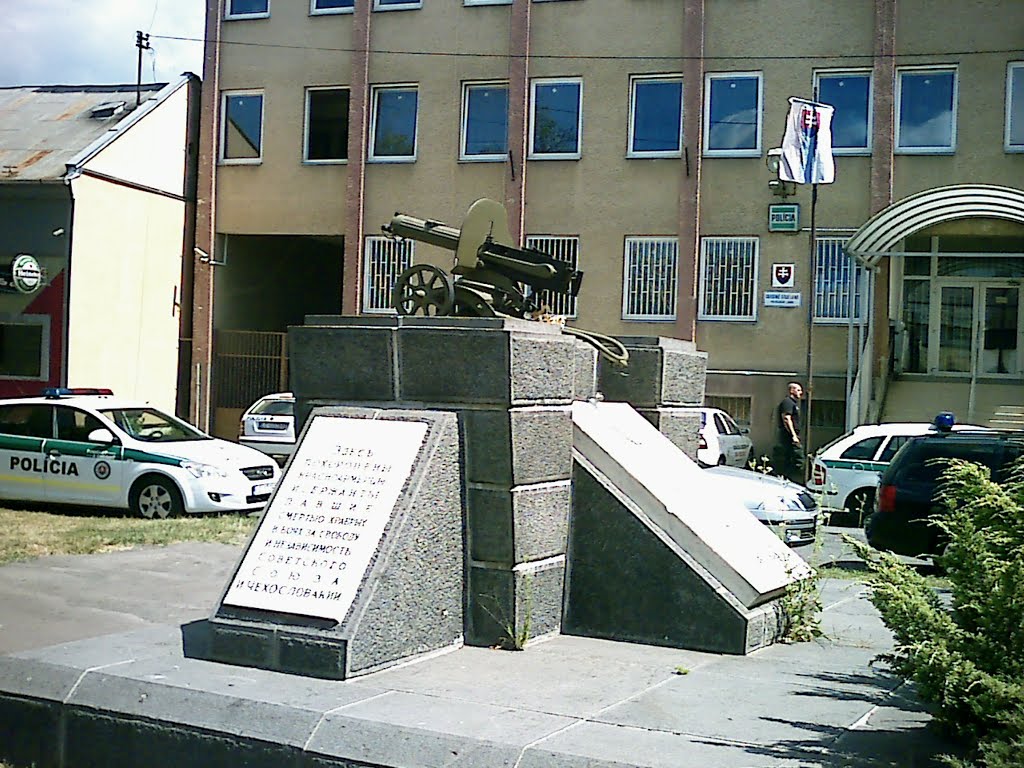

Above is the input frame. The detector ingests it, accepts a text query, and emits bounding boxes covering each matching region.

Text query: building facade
[193,0,1024,453]
[0,77,200,413]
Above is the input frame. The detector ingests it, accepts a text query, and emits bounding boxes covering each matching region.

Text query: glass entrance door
[937,285,975,373]
[980,286,1020,376]
[932,283,1021,376]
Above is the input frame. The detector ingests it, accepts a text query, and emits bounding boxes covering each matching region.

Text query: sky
[2,0,206,87]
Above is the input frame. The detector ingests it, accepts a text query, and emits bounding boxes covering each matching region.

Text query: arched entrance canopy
[845,184,1024,266]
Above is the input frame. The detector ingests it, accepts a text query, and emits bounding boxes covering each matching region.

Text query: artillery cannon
[383,198,582,319]
[381,199,627,366]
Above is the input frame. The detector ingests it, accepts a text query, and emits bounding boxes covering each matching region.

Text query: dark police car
[864,413,1024,559]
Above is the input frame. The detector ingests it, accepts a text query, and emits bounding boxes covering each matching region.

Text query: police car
[0,389,280,518]
[807,413,985,523]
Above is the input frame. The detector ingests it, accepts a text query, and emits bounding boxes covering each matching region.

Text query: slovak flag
[779,98,835,185]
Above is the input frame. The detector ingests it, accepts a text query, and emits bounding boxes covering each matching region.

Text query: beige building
[193,0,1024,454]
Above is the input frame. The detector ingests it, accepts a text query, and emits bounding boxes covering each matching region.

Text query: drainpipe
[342,0,372,314]
[504,0,530,245]
[190,0,224,432]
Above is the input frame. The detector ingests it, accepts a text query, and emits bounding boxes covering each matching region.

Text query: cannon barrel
[383,214,462,251]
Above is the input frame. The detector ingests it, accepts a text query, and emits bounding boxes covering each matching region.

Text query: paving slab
[0,537,962,768]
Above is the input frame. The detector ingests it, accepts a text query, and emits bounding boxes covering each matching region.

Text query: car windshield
[100,407,209,443]
[251,399,294,417]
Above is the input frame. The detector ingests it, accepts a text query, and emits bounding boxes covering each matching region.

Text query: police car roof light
[933,412,955,432]
[42,387,114,398]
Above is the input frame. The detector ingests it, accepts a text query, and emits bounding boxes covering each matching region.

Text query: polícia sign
[768,204,800,233]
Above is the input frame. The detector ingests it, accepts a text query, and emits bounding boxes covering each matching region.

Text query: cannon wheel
[393,264,455,316]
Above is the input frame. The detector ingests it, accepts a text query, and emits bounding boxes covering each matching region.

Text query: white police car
[807,412,984,522]
[0,389,280,518]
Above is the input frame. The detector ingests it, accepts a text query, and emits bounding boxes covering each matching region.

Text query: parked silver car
[705,465,818,547]
[238,392,295,466]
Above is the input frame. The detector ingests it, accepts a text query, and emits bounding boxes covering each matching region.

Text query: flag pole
[804,183,818,483]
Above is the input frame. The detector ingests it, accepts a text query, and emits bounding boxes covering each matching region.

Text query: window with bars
[698,237,758,320]
[704,395,752,425]
[814,238,865,323]
[363,236,413,313]
[809,399,846,429]
[524,235,579,317]
[622,237,678,320]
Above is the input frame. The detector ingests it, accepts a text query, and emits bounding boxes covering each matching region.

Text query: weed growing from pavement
[482,574,534,651]
[0,507,259,565]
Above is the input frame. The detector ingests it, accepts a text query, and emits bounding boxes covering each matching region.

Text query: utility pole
[135,31,151,107]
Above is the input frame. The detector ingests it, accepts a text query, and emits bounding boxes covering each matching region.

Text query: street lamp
[766,148,797,198]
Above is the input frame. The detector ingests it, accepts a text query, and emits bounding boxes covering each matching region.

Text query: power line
[151,34,1022,62]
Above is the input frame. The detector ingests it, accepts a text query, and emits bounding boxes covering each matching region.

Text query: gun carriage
[383,198,583,320]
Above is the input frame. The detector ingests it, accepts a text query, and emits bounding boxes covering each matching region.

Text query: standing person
[775,382,805,484]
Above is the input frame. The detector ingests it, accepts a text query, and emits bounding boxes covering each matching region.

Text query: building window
[814,238,865,323]
[465,0,511,4]
[363,237,413,313]
[311,0,353,13]
[705,395,752,426]
[699,237,758,321]
[522,236,579,317]
[225,0,269,19]
[304,87,349,163]
[461,82,509,161]
[220,91,264,164]
[814,70,871,154]
[703,72,762,157]
[369,85,418,162]
[1006,62,1024,152]
[622,237,678,320]
[0,315,49,380]
[810,399,846,430]
[896,66,957,154]
[628,75,683,158]
[529,78,582,160]
[374,0,421,10]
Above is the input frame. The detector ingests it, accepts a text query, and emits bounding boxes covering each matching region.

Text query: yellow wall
[65,86,189,412]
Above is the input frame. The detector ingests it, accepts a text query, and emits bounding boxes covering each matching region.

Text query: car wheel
[840,488,875,527]
[717,455,727,466]
[130,476,183,519]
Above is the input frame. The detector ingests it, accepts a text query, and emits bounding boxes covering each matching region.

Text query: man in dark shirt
[775,382,804,483]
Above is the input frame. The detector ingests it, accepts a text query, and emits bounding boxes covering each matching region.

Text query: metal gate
[212,330,289,410]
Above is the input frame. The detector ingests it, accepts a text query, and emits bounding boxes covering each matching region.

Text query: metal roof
[845,184,1024,265]
[0,83,170,182]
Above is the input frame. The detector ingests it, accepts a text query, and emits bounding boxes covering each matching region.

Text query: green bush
[851,458,1024,768]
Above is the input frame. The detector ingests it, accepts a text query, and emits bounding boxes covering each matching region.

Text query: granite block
[289,326,395,402]
[511,406,572,485]
[467,482,571,564]
[462,408,512,485]
[661,348,708,406]
[651,408,701,461]
[509,332,576,404]
[572,339,598,401]
[597,336,708,409]
[398,328,510,404]
[466,558,564,648]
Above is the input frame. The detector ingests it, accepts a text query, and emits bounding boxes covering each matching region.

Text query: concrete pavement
[0,529,963,767]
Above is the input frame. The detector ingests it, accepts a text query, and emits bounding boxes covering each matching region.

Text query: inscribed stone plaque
[223,416,428,624]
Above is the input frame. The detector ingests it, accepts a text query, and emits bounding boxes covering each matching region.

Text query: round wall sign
[11,254,42,294]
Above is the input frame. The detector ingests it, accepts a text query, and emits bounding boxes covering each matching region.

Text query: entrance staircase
[879,378,1024,429]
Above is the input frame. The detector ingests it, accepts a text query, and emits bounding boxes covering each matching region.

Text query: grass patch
[816,562,951,590]
[0,506,259,566]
